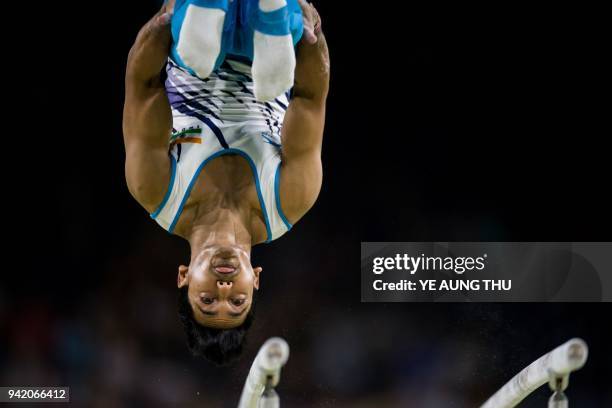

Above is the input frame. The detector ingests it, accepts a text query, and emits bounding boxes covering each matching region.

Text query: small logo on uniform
[170,126,203,147]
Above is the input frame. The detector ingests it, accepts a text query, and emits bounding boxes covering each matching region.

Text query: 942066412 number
[1,387,70,403]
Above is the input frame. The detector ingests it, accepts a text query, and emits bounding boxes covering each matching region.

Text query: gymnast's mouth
[212,258,239,274]
[214,265,237,274]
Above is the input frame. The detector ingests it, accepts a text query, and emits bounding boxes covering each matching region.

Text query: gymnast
[122,0,329,364]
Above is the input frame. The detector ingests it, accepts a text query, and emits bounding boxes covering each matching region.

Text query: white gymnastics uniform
[150,58,293,242]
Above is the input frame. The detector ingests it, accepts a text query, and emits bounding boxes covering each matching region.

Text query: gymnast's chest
[183,154,260,209]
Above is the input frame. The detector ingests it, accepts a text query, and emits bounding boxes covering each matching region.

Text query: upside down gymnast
[122,0,329,365]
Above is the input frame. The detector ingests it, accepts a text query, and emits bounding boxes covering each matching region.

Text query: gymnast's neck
[180,207,255,255]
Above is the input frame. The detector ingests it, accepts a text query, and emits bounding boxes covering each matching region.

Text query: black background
[1,1,610,407]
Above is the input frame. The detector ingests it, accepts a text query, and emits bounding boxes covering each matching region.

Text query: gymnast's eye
[232,298,245,306]
[202,297,214,305]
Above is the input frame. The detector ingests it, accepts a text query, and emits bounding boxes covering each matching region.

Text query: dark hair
[178,286,255,366]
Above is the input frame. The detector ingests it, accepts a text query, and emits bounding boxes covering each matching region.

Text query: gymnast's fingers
[127,8,173,82]
[298,0,318,44]
[309,2,322,35]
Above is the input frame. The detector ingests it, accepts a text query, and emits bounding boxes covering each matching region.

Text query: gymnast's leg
[171,0,229,79]
[168,0,304,101]
[250,0,302,101]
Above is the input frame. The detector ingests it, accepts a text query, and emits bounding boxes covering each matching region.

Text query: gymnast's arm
[279,1,330,223]
[123,7,174,212]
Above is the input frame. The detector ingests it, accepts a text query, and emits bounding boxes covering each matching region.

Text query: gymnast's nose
[217,280,233,294]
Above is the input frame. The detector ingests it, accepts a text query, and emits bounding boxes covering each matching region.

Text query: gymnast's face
[177,245,261,329]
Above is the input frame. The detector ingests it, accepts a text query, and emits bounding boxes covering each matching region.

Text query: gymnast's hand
[298,0,322,45]
[126,5,174,85]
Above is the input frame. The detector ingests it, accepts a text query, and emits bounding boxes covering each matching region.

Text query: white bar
[238,337,290,408]
[481,338,588,408]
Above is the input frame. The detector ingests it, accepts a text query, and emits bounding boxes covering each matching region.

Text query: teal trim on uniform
[167,149,273,242]
[274,162,293,230]
[151,154,177,219]
[192,0,229,12]
[289,9,304,45]
[252,6,291,36]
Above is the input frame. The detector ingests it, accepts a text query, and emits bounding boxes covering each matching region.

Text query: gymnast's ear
[177,265,189,288]
[253,267,263,290]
